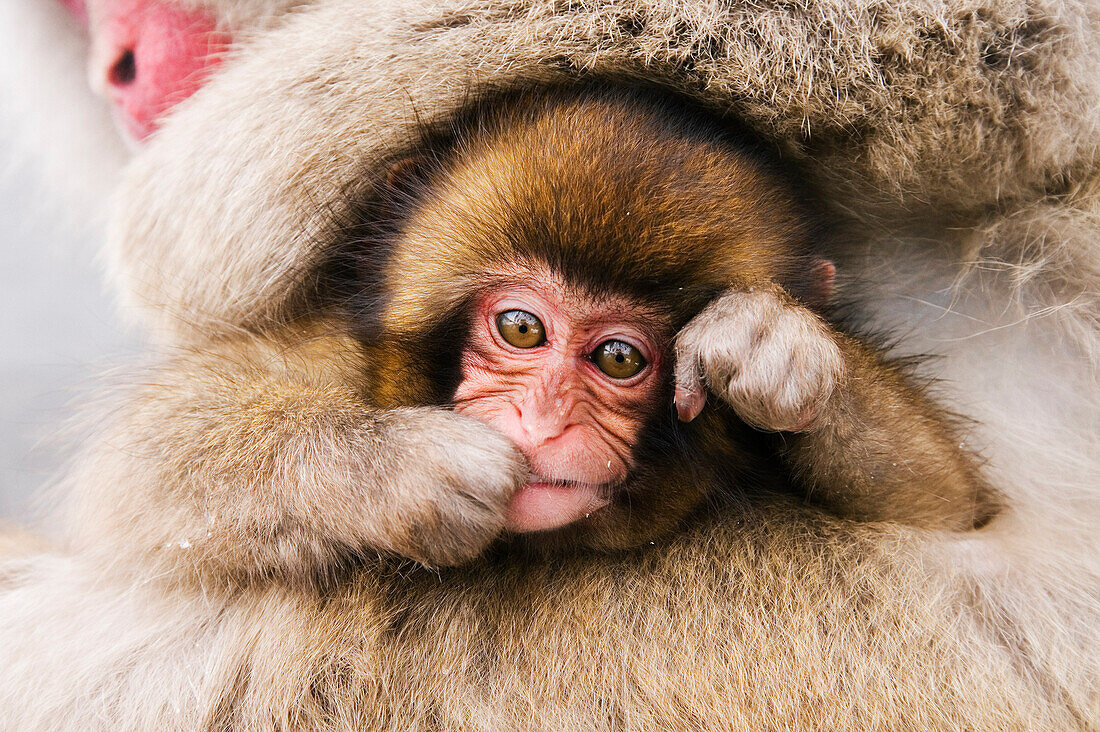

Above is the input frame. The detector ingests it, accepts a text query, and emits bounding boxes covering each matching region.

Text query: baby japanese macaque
[67,86,995,588]
[3,2,1090,726]
[348,86,994,556]
[66,85,998,585]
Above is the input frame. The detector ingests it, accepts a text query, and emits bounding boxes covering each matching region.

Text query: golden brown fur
[66,327,528,578]
[91,0,1100,353]
[0,90,1033,731]
[360,88,995,534]
[1,498,1089,730]
[61,89,996,600]
[677,287,996,530]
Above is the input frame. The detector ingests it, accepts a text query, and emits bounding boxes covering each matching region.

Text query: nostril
[108,49,137,86]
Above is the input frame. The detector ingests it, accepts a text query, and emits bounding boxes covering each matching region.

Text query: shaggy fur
[1,509,1094,730]
[0,0,1097,729]
[57,89,997,606]
[106,0,1100,348]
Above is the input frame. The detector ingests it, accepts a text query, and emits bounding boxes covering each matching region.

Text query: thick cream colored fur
[108,0,1100,346]
[0,0,1097,728]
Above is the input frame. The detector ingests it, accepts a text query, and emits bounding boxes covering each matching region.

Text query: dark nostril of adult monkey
[108,49,137,86]
[85,0,233,141]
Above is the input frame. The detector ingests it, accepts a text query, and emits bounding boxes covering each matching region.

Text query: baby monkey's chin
[506,479,612,533]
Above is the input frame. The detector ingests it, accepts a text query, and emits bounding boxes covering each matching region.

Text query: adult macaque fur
[0,0,1097,728]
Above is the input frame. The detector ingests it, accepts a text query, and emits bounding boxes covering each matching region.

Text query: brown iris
[592,340,646,379]
[496,310,546,348]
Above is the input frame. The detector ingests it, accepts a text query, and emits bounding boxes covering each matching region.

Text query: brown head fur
[344,88,835,550]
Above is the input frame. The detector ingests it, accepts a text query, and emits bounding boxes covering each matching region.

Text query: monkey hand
[673,287,844,432]
[376,408,529,567]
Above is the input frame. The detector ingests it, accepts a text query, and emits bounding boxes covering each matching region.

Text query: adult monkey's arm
[103,0,1100,340]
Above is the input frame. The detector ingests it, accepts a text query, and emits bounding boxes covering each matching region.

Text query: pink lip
[506,479,610,533]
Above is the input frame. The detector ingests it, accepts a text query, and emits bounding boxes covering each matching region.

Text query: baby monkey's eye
[496,310,546,348]
[591,340,646,379]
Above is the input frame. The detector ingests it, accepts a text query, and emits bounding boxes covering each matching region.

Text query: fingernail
[674,386,705,422]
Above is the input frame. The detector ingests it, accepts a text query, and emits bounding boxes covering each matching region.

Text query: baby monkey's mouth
[506,476,613,533]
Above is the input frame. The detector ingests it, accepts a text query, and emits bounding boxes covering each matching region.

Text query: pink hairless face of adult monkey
[64,0,231,141]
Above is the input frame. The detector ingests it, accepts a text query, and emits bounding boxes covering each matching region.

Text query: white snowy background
[0,2,140,522]
[0,155,137,521]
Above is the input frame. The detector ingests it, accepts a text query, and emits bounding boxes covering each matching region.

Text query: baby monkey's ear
[385,156,433,197]
[800,258,836,311]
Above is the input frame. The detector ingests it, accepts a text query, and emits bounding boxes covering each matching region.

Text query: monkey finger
[673,332,707,422]
[674,383,707,423]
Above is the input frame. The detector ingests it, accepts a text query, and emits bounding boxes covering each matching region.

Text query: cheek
[544,410,649,481]
[453,348,526,420]
[456,351,664,484]
[452,373,518,423]
[452,350,540,455]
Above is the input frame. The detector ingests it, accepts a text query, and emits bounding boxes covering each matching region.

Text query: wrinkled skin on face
[453,267,671,533]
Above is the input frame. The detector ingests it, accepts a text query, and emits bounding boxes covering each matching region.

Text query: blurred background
[0,2,137,523]
[0,153,137,521]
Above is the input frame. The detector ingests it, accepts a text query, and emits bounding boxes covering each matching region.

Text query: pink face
[69,0,232,141]
[453,272,669,535]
